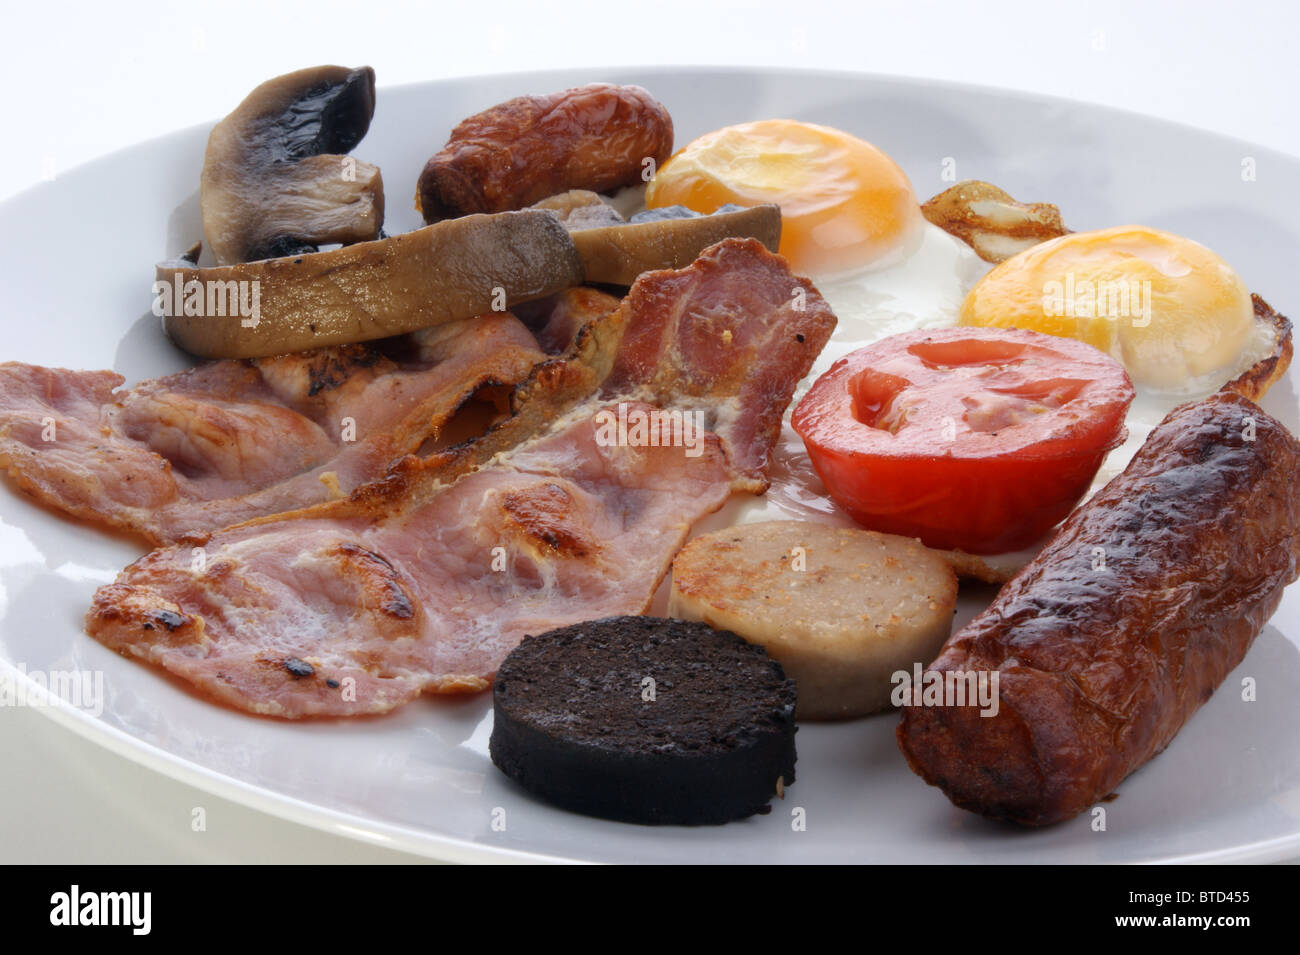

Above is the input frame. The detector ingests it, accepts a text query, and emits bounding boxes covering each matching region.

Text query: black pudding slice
[490,616,797,826]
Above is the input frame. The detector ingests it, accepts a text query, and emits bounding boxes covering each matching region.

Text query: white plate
[3,66,1299,864]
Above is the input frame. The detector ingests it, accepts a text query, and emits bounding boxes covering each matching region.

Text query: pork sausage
[416,83,673,223]
[896,390,1300,826]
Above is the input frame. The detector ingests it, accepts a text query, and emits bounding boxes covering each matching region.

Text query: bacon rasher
[0,289,617,543]
[85,240,837,718]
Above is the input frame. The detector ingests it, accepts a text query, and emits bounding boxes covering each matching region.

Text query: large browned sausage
[416,84,673,223]
[896,390,1300,826]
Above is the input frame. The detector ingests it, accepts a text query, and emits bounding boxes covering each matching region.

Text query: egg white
[695,221,987,536]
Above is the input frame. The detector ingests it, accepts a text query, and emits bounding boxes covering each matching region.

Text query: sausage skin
[416,83,673,223]
[896,391,1300,826]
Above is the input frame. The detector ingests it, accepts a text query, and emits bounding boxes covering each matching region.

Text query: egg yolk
[645,119,923,276]
[959,225,1255,390]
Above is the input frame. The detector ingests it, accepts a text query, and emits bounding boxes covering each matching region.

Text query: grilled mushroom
[920,180,1067,264]
[531,190,782,285]
[158,211,586,359]
[201,65,385,266]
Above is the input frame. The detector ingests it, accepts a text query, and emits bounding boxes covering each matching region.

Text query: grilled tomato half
[791,327,1135,553]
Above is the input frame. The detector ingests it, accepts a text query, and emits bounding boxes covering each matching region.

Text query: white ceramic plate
[3,66,1299,864]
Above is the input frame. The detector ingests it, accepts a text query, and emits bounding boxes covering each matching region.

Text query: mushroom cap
[201,65,384,266]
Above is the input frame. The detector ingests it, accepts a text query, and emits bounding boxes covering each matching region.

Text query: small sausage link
[416,83,674,223]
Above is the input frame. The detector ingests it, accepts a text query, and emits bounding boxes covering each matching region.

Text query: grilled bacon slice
[84,239,837,718]
[0,290,618,544]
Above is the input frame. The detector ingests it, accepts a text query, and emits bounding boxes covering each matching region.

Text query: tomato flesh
[791,327,1135,553]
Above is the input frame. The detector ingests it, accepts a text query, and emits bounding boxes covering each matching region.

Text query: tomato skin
[800,440,1115,552]
[792,328,1135,554]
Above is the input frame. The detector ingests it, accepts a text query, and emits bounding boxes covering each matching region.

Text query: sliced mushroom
[530,191,783,285]
[201,65,385,266]
[921,180,1068,263]
[157,210,584,359]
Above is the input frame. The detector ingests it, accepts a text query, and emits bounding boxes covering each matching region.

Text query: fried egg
[958,224,1278,491]
[646,119,924,275]
[959,225,1260,391]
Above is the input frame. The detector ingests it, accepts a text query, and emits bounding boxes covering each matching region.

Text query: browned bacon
[85,239,837,717]
[0,289,617,544]
[601,240,826,490]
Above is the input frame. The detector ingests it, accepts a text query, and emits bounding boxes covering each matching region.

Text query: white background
[1,0,1295,863]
